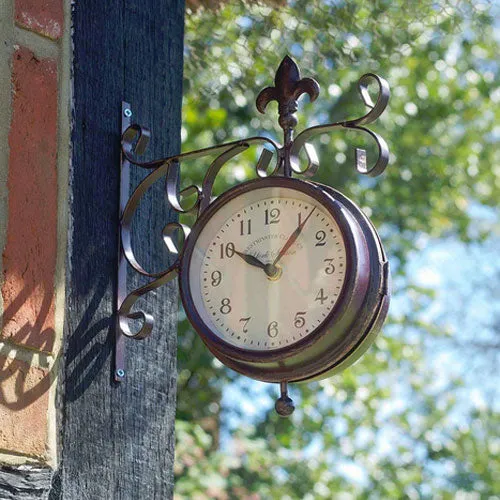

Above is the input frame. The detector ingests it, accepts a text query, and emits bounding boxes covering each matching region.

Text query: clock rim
[179,176,358,364]
[292,183,390,381]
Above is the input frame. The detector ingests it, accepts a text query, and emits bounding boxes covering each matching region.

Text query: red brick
[1,47,58,353]
[15,0,63,40]
[0,355,51,459]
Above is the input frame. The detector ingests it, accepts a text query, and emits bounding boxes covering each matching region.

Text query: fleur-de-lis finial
[256,55,320,132]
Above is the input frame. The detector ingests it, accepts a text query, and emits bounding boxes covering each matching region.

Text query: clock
[179,176,390,385]
[116,56,391,416]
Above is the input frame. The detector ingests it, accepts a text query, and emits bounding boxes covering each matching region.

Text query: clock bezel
[179,176,360,365]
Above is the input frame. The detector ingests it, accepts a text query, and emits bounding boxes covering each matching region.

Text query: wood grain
[60,1,184,498]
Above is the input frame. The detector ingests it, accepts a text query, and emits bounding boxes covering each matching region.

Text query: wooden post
[59,1,184,498]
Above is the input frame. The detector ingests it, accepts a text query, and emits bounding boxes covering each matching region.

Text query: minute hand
[273,206,317,267]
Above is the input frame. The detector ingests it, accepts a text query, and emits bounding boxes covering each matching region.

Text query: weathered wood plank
[0,465,52,499]
[60,1,184,498]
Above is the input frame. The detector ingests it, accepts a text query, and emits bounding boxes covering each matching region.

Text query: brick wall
[0,0,70,475]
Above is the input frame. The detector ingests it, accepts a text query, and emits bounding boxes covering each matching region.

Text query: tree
[175,1,500,498]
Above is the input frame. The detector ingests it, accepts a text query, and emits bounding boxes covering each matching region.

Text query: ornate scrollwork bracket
[114,56,390,382]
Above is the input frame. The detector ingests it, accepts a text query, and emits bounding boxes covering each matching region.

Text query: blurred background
[174,1,500,498]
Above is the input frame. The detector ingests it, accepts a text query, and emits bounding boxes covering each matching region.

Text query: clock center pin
[265,263,282,281]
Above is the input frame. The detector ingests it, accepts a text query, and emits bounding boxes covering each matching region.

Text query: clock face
[185,184,348,351]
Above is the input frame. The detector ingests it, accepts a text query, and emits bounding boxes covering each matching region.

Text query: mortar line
[13,26,60,60]
[0,448,48,463]
[48,0,74,470]
[0,341,55,368]
[0,0,14,355]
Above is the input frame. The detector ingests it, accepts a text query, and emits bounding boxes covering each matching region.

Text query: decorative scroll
[118,222,188,340]
[290,72,390,178]
[118,126,280,339]
[117,56,390,342]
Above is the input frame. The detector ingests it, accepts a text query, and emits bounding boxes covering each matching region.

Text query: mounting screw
[123,108,132,118]
[116,368,125,378]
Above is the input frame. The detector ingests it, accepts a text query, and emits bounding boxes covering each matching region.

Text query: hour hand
[234,250,267,271]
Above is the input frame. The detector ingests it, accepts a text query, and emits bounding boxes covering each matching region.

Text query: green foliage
[175,1,500,498]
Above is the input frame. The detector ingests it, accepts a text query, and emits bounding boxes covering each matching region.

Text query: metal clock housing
[179,176,390,383]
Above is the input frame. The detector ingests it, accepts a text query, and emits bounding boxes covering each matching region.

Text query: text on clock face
[188,187,347,351]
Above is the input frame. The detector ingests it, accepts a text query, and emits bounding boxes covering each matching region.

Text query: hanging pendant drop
[275,381,295,417]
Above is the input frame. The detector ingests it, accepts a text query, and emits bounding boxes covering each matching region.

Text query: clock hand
[272,206,317,267]
[234,250,268,271]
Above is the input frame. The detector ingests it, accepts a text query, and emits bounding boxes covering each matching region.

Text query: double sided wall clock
[116,56,391,416]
